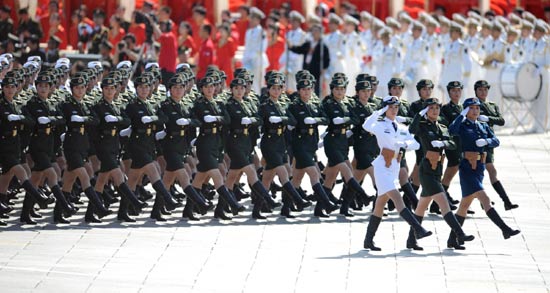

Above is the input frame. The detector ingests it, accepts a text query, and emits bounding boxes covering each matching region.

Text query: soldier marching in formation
[1,6,534,252]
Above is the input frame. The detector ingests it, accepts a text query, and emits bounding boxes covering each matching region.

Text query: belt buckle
[79,126,84,135]
[45,127,51,135]
[341,128,345,135]
[146,128,151,136]
[308,128,313,136]
[180,129,185,136]
[111,129,116,136]
[244,128,248,135]
[212,127,217,134]
[277,128,282,136]
[12,129,17,137]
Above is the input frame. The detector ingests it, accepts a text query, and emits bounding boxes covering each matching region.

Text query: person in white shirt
[324,13,346,82]
[242,7,268,93]
[280,11,307,92]
[361,96,432,251]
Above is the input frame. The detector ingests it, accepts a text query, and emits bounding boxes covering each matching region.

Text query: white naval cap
[249,7,265,20]
[344,14,359,26]
[289,10,305,23]
[360,11,372,21]
[116,60,132,69]
[88,61,102,69]
[23,61,40,70]
[0,53,14,62]
[176,63,190,71]
[328,13,343,25]
[145,62,159,70]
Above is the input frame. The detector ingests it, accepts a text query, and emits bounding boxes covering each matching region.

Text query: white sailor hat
[117,60,132,69]
[176,63,190,71]
[495,15,510,27]
[378,26,392,38]
[481,18,492,29]
[521,20,534,30]
[508,13,521,25]
[289,10,305,23]
[522,12,536,23]
[507,27,520,36]
[145,62,160,70]
[452,13,467,26]
[0,53,14,63]
[385,17,401,29]
[23,61,40,71]
[438,16,451,27]
[27,55,42,64]
[360,11,372,21]
[344,14,359,26]
[328,13,343,25]
[450,21,463,34]
[57,57,70,64]
[426,16,439,28]
[534,19,548,33]
[412,20,425,31]
[249,7,265,19]
[88,61,102,69]
[491,21,504,32]
[308,13,321,25]
[467,18,480,27]
[418,11,431,22]
[373,18,385,30]
[399,13,413,24]
[467,11,482,21]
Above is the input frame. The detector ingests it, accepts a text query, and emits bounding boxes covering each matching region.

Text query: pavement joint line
[472,215,499,292]
[0,265,96,277]
[344,220,352,293]
[190,225,222,291]
[1,228,41,272]
[139,226,179,291]
[292,225,309,293]
[242,223,266,293]
[433,215,450,293]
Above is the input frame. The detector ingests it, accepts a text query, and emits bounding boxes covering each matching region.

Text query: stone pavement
[0,133,549,293]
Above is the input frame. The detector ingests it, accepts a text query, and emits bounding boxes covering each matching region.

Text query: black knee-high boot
[444,212,475,243]
[280,191,296,218]
[401,182,419,210]
[443,184,459,204]
[84,202,101,223]
[184,185,212,215]
[339,185,354,217]
[347,178,375,205]
[152,180,182,211]
[252,181,282,209]
[281,182,310,210]
[492,181,518,210]
[117,195,136,222]
[313,183,338,212]
[150,193,167,221]
[83,187,111,218]
[51,185,76,215]
[214,197,231,220]
[486,208,520,239]
[217,186,245,215]
[406,214,424,250]
[447,214,466,250]
[323,185,341,205]
[20,193,37,225]
[21,180,54,209]
[400,208,432,239]
[182,200,200,221]
[364,215,382,251]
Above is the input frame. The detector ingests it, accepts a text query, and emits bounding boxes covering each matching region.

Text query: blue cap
[463,97,481,108]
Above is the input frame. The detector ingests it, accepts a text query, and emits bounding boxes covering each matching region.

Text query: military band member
[448,97,520,247]
[407,98,475,250]
[362,96,432,251]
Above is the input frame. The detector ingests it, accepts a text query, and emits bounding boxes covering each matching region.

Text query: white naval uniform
[403,37,430,101]
[440,39,472,100]
[425,33,444,97]
[529,37,550,132]
[362,112,419,195]
[517,36,533,63]
[243,24,269,93]
[484,37,507,101]
[359,29,374,73]
[464,33,486,97]
[342,31,362,95]
[324,30,346,80]
[373,43,402,97]
[279,27,307,91]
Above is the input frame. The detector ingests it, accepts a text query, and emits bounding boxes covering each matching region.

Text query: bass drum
[500,62,542,101]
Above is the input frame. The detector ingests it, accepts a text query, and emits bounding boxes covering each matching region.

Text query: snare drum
[500,62,542,101]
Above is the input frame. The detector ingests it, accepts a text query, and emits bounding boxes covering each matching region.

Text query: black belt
[101,129,118,136]
[329,128,347,135]
[295,128,316,135]
[266,128,283,135]
[230,128,249,135]
[201,127,219,134]
[169,130,186,137]
[35,127,52,135]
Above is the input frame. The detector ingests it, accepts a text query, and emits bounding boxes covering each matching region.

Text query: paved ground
[0,132,549,293]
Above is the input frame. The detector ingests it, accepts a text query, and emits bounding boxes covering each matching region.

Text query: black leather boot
[347,178,374,205]
[401,182,419,210]
[406,214,424,250]
[217,186,245,215]
[20,193,37,225]
[150,194,167,221]
[117,195,136,222]
[447,215,466,250]
[443,185,459,204]
[312,183,338,213]
[282,182,310,210]
[214,198,232,220]
[252,181,282,209]
[51,185,77,216]
[152,180,182,211]
[84,202,101,223]
[323,185,342,205]
[118,182,148,211]
[53,203,70,224]
[22,180,54,209]
[444,212,475,243]
[83,187,111,218]
[363,215,382,251]
[486,208,521,239]
[400,208,432,239]
[280,192,295,218]
[184,185,212,215]
[182,200,200,221]
[492,181,518,210]
[252,195,267,220]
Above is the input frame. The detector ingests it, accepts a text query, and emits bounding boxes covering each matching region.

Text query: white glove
[346,130,353,138]
[395,141,408,149]
[419,106,429,117]
[269,116,282,123]
[396,116,407,123]
[376,105,389,116]
[241,117,252,125]
[304,117,317,124]
[320,131,328,139]
[176,118,190,126]
[70,115,85,122]
[190,138,197,147]
[141,116,153,124]
[287,125,295,130]
[475,138,488,147]
[478,115,489,122]
[460,107,470,117]
[120,127,132,137]
[332,117,345,125]
[37,116,51,124]
[155,130,166,140]
[431,140,445,148]
[204,115,217,123]
[60,133,66,142]
[317,141,324,148]
[105,115,119,123]
[7,114,23,121]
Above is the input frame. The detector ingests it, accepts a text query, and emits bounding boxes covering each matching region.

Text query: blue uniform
[449,115,499,197]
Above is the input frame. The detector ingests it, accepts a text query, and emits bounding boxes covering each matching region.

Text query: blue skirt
[459,159,485,197]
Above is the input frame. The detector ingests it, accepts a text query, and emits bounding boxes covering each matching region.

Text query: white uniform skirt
[372,155,401,196]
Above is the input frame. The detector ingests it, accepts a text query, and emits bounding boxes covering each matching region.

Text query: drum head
[502,62,542,101]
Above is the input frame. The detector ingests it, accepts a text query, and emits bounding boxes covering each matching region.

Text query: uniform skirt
[0,139,21,174]
[260,134,287,170]
[372,155,400,196]
[323,133,349,167]
[226,133,253,170]
[458,159,485,197]
[419,159,445,197]
[196,133,222,172]
[96,139,121,173]
[291,134,317,169]
[128,136,155,169]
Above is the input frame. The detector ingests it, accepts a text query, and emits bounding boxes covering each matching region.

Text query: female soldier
[92,77,148,223]
[25,73,76,224]
[258,76,312,218]
[448,97,520,247]
[362,96,432,251]
[60,75,111,223]
[0,75,54,226]
[191,76,244,220]
[320,76,373,218]
[125,75,182,222]
[158,75,212,221]
[407,98,475,250]
[224,77,281,219]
